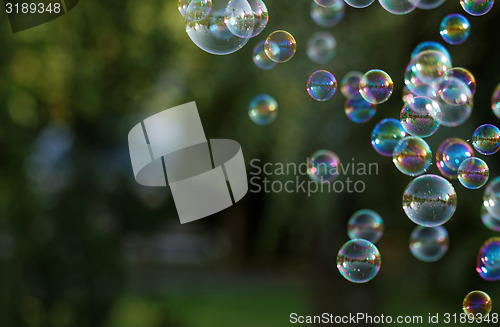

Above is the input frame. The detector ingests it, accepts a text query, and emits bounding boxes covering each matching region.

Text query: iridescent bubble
[264,30,297,63]
[403,83,438,101]
[417,0,446,9]
[460,0,495,16]
[440,14,471,45]
[252,40,276,70]
[437,94,473,127]
[440,67,476,97]
[248,94,278,125]
[371,118,407,157]
[484,177,500,219]
[359,69,394,104]
[472,124,500,155]
[436,138,473,179]
[379,0,421,15]
[403,174,457,227]
[405,50,452,96]
[347,210,384,243]
[458,158,489,189]
[341,71,363,98]
[463,291,493,318]
[345,0,376,8]
[492,83,500,119]
[311,0,345,27]
[436,77,473,106]
[476,237,500,281]
[411,41,451,62]
[337,239,381,283]
[246,0,269,37]
[409,226,449,262]
[481,205,500,232]
[314,0,338,6]
[345,93,377,123]
[307,70,337,101]
[308,150,340,183]
[400,96,442,138]
[393,136,432,176]
[225,0,255,38]
[179,0,212,21]
[307,32,337,64]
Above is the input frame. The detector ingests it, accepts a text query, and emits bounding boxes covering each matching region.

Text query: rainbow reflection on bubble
[246,0,269,37]
[393,136,432,177]
[440,14,471,45]
[476,237,500,281]
[481,205,500,232]
[403,174,457,227]
[472,124,500,155]
[400,96,442,138]
[405,50,452,96]
[307,150,340,183]
[458,158,489,189]
[463,291,493,318]
[492,84,500,119]
[347,210,384,244]
[436,76,472,106]
[371,118,407,157]
[307,70,337,101]
[379,0,420,15]
[436,138,473,179]
[179,0,213,21]
[460,0,494,16]
[248,94,278,125]
[341,71,363,98]
[337,239,381,283]
[359,69,393,104]
[264,30,297,63]
[307,32,337,64]
[311,0,345,27]
[409,226,449,262]
[411,41,451,61]
[252,40,276,70]
[345,93,377,123]
[314,0,338,6]
[484,177,500,219]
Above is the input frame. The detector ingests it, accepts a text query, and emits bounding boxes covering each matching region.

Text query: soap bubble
[460,0,495,16]
[311,0,345,27]
[403,174,457,227]
[458,158,489,189]
[440,14,471,45]
[492,84,500,119]
[341,71,363,98]
[314,0,338,6]
[179,0,212,21]
[246,0,269,37]
[347,210,384,243]
[371,118,407,157]
[403,84,439,102]
[472,124,500,155]
[409,226,449,262]
[436,77,473,106]
[379,0,421,15]
[252,40,276,70]
[345,93,377,123]
[307,70,337,101]
[437,95,473,127]
[248,94,278,125]
[442,68,476,96]
[265,30,297,63]
[411,41,451,62]
[476,237,500,281]
[307,32,337,64]
[405,50,452,96]
[463,291,493,318]
[400,96,442,138]
[359,69,394,104]
[337,239,381,283]
[484,177,500,219]
[225,0,255,38]
[393,136,432,176]
[436,138,473,179]
[481,205,500,232]
[308,150,340,183]
[345,0,376,8]
[417,0,446,9]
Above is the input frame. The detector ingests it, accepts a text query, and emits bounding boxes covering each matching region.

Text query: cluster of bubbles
[462,291,493,318]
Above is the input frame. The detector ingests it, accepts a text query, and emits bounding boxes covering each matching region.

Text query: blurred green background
[0,0,499,326]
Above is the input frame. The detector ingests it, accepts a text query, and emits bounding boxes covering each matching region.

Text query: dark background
[0,0,499,326]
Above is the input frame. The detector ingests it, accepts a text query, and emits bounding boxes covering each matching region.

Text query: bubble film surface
[371,118,407,157]
[337,239,381,283]
[436,76,473,106]
[359,69,394,104]
[492,84,500,119]
[481,205,500,232]
[400,96,442,138]
[248,94,278,125]
[345,0,376,8]
[458,158,489,189]
[347,210,384,243]
[314,0,338,6]
[307,70,337,101]
[308,150,340,183]
[476,237,500,281]
[179,0,213,21]
[460,0,495,16]
[224,0,256,38]
[409,226,449,262]
[484,177,500,219]
[403,174,457,227]
[437,94,474,127]
[405,50,452,96]
[379,0,421,15]
[246,0,269,37]
[311,0,345,27]
[417,0,446,9]
[265,30,297,63]
[440,14,471,45]
[436,138,474,179]
[463,291,493,318]
[341,71,363,98]
[472,124,500,155]
[393,136,432,176]
[252,40,276,70]
[345,93,377,123]
[307,32,337,64]
[411,41,451,61]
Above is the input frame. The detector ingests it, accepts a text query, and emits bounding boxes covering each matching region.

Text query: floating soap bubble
[405,50,452,96]
[476,237,500,281]
[379,0,421,15]
[411,41,451,62]
[440,14,471,45]
[460,0,495,16]
[248,94,278,125]
[311,0,345,27]
[417,0,446,9]
[481,205,500,232]
[436,77,473,106]
[252,41,276,70]
[246,0,269,37]
[345,93,377,123]
[463,291,493,318]
[400,96,442,138]
[437,96,473,127]
[264,30,297,63]
[442,67,476,96]
[307,32,337,64]
[371,118,407,157]
[472,124,500,155]
[409,226,449,262]
[484,177,500,219]
[314,0,338,6]
[341,71,363,98]
[492,84,500,119]
[393,136,432,176]
[458,158,489,189]
[307,70,337,101]
[347,210,384,243]
[403,174,457,227]
[179,0,213,21]
[225,0,255,38]
[337,239,381,283]
[345,0,376,8]
[436,138,473,179]
[308,150,340,183]
[359,69,393,104]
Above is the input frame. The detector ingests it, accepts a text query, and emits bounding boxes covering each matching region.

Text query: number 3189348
[5,2,62,14]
